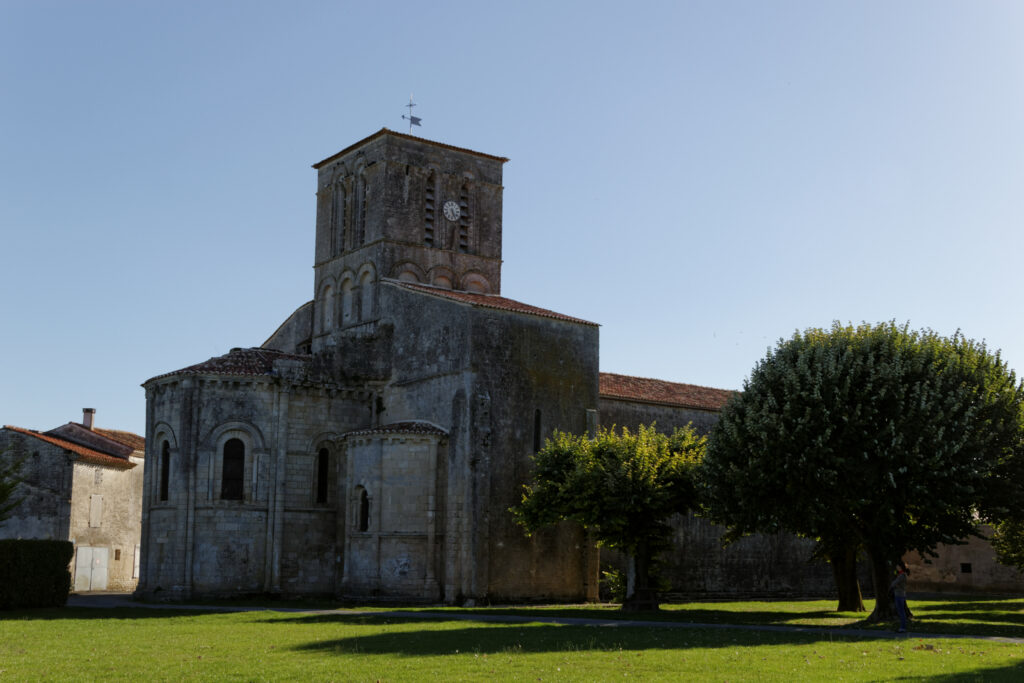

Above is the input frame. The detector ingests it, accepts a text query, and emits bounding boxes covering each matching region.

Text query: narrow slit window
[159,440,170,502]
[357,487,370,531]
[221,438,244,501]
[316,448,329,504]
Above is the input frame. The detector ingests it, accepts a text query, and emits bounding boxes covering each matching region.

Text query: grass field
[1,597,1023,681]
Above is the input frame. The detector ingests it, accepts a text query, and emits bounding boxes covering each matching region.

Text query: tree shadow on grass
[283,618,881,658]
[393,605,856,627]
[1,606,246,620]
[913,600,1024,614]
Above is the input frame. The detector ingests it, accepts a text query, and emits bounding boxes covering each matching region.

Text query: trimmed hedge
[0,539,73,609]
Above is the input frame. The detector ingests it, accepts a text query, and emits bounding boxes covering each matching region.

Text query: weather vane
[401,94,422,134]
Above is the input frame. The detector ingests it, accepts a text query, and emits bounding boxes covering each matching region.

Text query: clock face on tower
[443,200,461,222]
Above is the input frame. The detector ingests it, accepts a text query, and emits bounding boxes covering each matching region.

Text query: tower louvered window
[424,173,436,247]
[457,183,470,253]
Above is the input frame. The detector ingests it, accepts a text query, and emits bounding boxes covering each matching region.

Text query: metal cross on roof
[401,94,422,133]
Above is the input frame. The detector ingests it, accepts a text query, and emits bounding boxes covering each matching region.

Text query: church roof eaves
[2,425,138,470]
[145,347,311,384]
[598,372,735,412]
[312,128,509,169]
[343,421,448,439]
[391,281,598,327]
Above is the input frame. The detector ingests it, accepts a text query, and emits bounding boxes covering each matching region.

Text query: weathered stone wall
[0,432,72,540]
[598,399,719,436]
[141,375,372,597]
[367,282,600,603]
[468,303,600,602]
[905,527,1024,594]
[263,301,313,353]
[68,457,143,591]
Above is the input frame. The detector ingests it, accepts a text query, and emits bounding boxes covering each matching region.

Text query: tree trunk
[622,541,660,611]
[866,548,895,623]
[828,544,865,612]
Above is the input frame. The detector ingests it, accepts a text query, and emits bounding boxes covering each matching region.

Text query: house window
[89,494,103,528]
[316,448,329,504]
[356,486,370,531]
[961,563,973,574]
[159,440,170,502]
[221,438,245,500]
[114,549,121,561]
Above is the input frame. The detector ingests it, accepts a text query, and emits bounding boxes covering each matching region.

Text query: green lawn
[0,598,1022,681]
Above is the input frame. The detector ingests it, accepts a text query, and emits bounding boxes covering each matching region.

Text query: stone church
[136,129,735,603]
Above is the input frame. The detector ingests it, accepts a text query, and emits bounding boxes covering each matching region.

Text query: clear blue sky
[3,1,1023,436]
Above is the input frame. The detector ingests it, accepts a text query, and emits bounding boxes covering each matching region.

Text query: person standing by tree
[890,560,910,633]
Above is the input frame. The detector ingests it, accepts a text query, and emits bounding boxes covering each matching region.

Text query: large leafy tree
[512,424,705,611]
[702,322,1024,622]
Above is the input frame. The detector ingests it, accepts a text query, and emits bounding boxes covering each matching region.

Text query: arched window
[341,278,354,325]
[316,448,329,504]
[457,182,470,253]
[221,438,244,501]
[159,440,170,502]
[332,182,346,255]
[322,284,334,331]
[356,486,370,531]
[359,271,374,320]
[356,173,367,246]
[424,172,436,247]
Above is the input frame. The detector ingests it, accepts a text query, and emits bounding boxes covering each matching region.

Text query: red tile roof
[599,373,734,412]
[313,128,509,169]
[344,421,448,438]
[93,428,146,452]
[2,426,137,470]
[147,347,310,383]
[394,281,598,326]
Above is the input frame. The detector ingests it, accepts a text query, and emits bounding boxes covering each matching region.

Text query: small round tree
[702,322,1024,621]
[512,423,705,611]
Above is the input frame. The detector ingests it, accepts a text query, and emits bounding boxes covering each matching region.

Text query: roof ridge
[2,425,137,470]
[391,281,598,327]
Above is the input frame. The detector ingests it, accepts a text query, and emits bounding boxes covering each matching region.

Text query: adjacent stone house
[0,409,145,591]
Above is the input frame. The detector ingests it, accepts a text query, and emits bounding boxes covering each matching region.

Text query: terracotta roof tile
[599,372,734,412]
[313,128,509,169]
[147,347,310,383]
[2,426,137,470]
[344,421,448,438]
[93,428,145,452]
[394,281,598,326]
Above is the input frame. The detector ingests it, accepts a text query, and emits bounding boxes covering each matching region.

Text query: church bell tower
[311,129,507,318]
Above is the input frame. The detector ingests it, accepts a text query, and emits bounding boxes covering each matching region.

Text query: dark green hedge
[0,539,73,609]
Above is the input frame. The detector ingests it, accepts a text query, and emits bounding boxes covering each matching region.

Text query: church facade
[136,129,732,603]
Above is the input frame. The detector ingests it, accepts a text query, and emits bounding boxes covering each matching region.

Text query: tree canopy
[701,322,1024,621]
[512,423,705,610]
